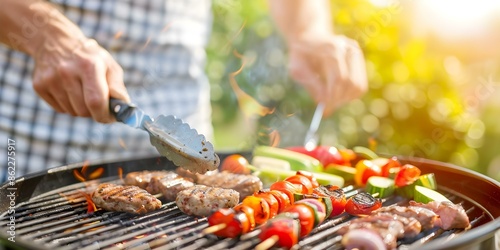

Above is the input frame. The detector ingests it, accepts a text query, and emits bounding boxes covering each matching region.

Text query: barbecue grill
[1,153,499,250]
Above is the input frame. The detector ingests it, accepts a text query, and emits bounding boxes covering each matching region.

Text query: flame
[118,137,127,149]
[89,167,104,180]
[268,130,281,147]
[82,192,97,213]
[229,49,275,119]
[81,160,90,175]
[161,21,175,33]
[59,190,97,213]
[118,167,123,182]
[140,37,152,52]
[223,20,246,52]
[368,137,378,152]
[114,31,123,39]
[134,234,146,239]
[73,169,86,183]
[140,22,175,52]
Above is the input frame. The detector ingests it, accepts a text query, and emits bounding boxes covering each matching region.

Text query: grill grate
[0,177,491,250]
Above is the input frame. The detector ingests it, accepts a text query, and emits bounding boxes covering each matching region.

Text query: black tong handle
[109,98,137,123]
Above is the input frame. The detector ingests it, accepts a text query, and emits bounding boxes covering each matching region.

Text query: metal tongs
[109,98,220,174]
[303,103,325,149]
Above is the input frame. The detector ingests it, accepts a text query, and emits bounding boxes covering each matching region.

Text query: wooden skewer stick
[202,223,227,234]
[255,235,279,250]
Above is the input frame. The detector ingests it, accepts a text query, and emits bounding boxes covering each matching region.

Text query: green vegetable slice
[253,146,323,172]
[353,146,378,160]
[414,185,451,203]
[323,164,356,181]
[252,156,291,171]
[414,173,437,190]
[248,165,344,188]
[366,176,395,198]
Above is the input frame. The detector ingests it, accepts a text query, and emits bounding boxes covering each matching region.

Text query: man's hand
[32,38,130,123]
[1,0,129,123]
[287,34,367,116]
[268,0,368,116]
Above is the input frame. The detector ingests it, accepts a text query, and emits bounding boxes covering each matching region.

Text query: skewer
[202,223,227,234]
[255,235,279,250]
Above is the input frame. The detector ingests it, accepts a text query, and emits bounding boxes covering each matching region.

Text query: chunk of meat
[175,185,239,217]
[177,168,262,201]
[148,175,194,201]
[91,183,162,214]
[373,205,438,230]
[338,217,404,250]
[124,171,175,189]
[409,200,470,230]
[370,212,422,238]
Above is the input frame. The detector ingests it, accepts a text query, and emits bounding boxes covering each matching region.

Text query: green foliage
[207,0,500,180]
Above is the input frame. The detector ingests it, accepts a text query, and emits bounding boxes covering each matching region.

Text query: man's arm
[0,0,129,122]
[268,0,368,116]
[268,0,333,44]
[0,0,86,57]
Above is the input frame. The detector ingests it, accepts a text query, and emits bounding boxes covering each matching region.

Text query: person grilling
[0,0,367,183]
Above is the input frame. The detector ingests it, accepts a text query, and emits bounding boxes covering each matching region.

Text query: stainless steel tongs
[109,98,220,174]
[303,102,325,149]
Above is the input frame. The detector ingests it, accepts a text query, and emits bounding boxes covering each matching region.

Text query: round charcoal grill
[1,154,499,250]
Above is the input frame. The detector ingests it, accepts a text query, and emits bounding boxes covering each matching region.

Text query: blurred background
[206,0,500,181]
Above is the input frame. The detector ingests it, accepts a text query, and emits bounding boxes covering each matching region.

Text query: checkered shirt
[0,0,213,182]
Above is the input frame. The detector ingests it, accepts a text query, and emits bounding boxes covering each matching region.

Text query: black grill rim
[1,153,499,250]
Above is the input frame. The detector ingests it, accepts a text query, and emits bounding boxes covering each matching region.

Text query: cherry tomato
[282,204,315,237]
[253,191,279,219]
[296,170,320,188]
[285,175,314,194]
[380,156,402,177]
[313,185,346,217]
[268,190,291,213]
[259,216,300,249]
[207,208,244,238]
[287,146,349,167]
[242,196,270,225]
[394,164,421,187]
[345,192,382,216]
[220,154,250,174]
[233,204,256,232]
[354,160,382,186]
[270,181,301,204]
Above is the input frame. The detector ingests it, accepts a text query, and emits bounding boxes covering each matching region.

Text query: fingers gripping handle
[109,97,137,123]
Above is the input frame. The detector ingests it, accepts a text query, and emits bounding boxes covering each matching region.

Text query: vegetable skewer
[204,170,348,246]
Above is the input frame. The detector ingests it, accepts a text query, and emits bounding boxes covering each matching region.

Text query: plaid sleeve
[0,0,213,183]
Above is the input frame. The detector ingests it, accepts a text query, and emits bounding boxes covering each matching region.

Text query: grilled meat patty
[176,168,262,201]
[91,183,162,214]
[175,185,239,217]
[124,171,175,189]
[148,175,194,201]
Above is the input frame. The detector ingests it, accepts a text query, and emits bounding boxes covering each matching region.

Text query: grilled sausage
[176,168,262,201]
[91,183,162,214]
[175,185,239,217]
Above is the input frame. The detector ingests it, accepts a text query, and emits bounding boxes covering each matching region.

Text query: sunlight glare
[416,0,500,38]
